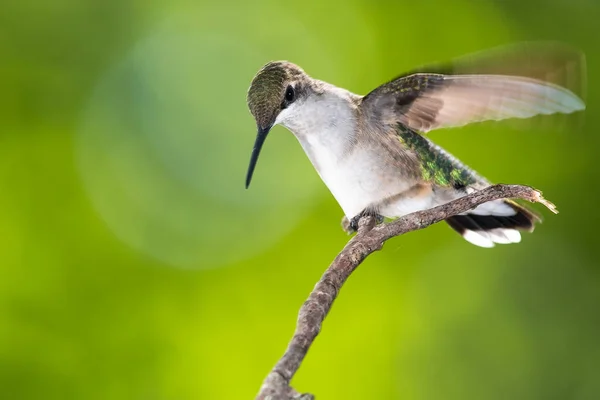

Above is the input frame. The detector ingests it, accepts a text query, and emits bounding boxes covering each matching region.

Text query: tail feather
[412,125,543,247]
[446,200,541,248]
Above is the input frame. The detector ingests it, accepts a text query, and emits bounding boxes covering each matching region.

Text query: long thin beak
[245,126,271,188]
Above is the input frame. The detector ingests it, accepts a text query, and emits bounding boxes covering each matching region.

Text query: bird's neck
[283,85,360,170]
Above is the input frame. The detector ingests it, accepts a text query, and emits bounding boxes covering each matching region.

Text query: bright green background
[1,0,599,399]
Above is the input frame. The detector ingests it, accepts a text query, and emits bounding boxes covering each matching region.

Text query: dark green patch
[397,125,476,188]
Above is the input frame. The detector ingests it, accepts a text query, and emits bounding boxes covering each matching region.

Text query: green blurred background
[1,0,599,398]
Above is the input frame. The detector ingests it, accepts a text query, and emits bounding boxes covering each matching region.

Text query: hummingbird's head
[245,61,308,188]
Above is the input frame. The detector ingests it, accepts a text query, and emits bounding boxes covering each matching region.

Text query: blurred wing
[361,42,586,133]
[381,74,584,133]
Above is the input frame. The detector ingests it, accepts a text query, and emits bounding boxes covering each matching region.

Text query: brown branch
[256,184,557,400]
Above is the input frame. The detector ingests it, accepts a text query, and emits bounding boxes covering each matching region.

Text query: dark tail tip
[446,200,541,247]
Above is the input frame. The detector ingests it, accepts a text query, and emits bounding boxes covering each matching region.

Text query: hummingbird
[244,43,586,247]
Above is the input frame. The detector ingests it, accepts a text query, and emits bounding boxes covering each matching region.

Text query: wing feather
[399,74,585,132]
[360,42,586,133]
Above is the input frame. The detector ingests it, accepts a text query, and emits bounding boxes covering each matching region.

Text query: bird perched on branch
[245,43,586,247]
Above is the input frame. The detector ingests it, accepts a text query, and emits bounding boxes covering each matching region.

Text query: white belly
[300,134,423,218]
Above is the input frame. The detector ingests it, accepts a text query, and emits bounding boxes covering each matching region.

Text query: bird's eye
[285,85,295,103]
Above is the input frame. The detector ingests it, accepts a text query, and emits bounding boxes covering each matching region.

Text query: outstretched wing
[361,42,586,133]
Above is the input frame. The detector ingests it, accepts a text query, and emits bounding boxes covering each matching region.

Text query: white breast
[278,85,416,218]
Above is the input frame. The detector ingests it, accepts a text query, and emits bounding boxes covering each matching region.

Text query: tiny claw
[349,216,360,233]
[347,210,384,233]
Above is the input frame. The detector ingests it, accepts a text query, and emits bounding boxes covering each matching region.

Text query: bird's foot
[342,210,384,234]
[341,216,353,234]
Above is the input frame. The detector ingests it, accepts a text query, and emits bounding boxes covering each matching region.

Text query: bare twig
[256,184,556,400]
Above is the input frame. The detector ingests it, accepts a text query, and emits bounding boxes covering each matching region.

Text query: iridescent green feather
[396,125,477,188]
